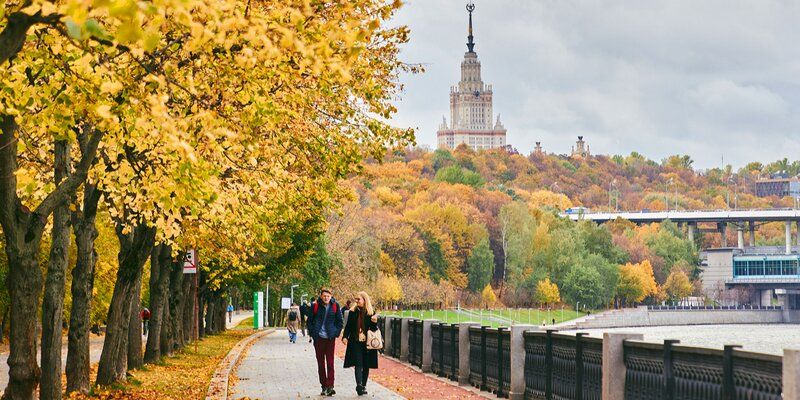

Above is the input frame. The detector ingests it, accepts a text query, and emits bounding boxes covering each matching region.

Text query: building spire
[466,1,475,53]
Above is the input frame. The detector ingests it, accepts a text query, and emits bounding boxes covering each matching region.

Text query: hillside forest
[317,146,800,310]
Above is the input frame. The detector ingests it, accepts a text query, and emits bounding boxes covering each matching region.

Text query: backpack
[312,301,338,316]
[288,310,298,321]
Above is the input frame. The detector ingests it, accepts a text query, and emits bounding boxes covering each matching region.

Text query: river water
[567,324,800,355]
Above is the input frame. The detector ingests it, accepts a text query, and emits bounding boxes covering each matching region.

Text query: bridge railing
[647,305,783,311]
[380,316,798,399]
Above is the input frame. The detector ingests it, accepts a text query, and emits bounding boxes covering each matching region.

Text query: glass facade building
[733,255,800,277]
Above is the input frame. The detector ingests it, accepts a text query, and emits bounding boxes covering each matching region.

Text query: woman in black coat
[342,291,379,396]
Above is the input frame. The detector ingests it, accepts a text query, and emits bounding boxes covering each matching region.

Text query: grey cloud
[389,0,800,168]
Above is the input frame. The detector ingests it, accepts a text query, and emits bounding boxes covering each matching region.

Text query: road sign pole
[194,249,199,353]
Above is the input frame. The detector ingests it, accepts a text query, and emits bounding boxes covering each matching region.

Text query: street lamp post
[290,284,299,304]
[576,301,580,319]
[265,278,270,327]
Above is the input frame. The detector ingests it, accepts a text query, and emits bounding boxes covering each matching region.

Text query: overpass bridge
[564,209,800,252]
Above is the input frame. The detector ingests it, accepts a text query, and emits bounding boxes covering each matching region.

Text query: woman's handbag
[366,328,384,350]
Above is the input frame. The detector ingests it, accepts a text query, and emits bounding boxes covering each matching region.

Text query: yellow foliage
[534,278,561,306]
[663,269,693,301]
[617,260,658,304]
[374,186,403,206]
[527,190,573,211]
[375,274,404,304]
[481,284,497,307]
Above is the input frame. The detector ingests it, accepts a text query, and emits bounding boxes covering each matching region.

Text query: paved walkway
[233,332,404,399]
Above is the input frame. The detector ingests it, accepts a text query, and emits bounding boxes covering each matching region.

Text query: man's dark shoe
[326,387,336,396]
[356,385,364,396]
[321,386,327,396]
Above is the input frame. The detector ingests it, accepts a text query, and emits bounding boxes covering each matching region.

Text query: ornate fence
[431,323,459,381]
[625,340,782,400]
[381,316,789,400]
[376,316,386,354]
[523,331,602,400]
[408,319,423,367]
[467,326,510,397]
[388,317,401,357]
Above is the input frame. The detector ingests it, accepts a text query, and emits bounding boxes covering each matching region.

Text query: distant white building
[437,2,507,151]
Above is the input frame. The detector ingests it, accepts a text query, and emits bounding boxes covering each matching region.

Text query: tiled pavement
[232,332,404,399]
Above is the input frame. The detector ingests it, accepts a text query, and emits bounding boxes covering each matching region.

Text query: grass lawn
[382,308,586,328]
[76,317,256,399]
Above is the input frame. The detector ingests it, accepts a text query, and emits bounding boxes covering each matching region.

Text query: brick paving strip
[333,342,490,400]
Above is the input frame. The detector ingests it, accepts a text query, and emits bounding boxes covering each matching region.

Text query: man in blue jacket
[307,288,344,396]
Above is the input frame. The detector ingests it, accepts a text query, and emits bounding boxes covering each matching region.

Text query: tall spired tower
[437,2,507,151]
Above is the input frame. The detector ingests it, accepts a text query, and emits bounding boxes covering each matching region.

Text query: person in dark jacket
[307,288,344,396]
[299,300,310,337]
[342,291,379,396]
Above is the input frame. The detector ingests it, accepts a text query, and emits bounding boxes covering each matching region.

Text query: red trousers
[313,338,336,387]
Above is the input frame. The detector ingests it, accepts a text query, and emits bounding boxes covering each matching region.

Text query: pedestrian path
[232,332,404,399]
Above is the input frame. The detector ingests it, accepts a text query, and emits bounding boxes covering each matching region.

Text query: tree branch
[34,126,103,218]
[0,11,61,65]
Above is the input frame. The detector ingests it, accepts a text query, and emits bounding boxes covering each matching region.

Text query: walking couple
[306,288,380,397]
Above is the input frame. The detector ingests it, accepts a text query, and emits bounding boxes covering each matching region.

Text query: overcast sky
[388,1,800,169]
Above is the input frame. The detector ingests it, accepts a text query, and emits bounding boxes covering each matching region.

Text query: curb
[206,328,275,400]
[379,354,496,399]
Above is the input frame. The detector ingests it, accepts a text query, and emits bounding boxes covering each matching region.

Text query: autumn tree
[481,284,497,308]
[466,237,494,292]
[534,278,560,307]
[664,268,693,302]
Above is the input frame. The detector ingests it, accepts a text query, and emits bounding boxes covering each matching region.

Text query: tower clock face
[473,90,480,97]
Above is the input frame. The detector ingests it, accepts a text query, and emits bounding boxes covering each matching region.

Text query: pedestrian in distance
[341,299,353,340]
[307,288,344,396]
[227,303,234,323]
[342,291,379,396]
[140,307,151,336]
[300,300,309,337]
[287,302,301,343]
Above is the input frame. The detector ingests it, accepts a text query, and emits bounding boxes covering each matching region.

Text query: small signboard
[281,297,291,310]
[253,292,264,329]
[183,249,197,274]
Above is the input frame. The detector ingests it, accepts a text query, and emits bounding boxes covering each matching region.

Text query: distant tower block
[436,1,507,151]
[571,136,590,159]
[534,142,543,155]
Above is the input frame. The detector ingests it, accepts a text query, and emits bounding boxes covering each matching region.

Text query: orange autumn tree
[616,260,658,305]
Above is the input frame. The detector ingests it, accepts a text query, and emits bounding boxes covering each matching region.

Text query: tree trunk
[204,294,214,335]
[0,115,102,400]
[182,277,194,343]
[95,222,155,386]
[4,244,44,399]
[0,305,8,344]
[40,140,72,400]
[65,184,101,395]
[167,261,185,350]
[127,268,143,371]
[144,244,171,363]
[159,300,172,357]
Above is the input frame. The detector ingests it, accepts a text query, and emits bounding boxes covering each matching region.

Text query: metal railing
[431,323,459,381]
[389,317,401,358]
[524,331,601,400]
[408,319,423,367]
[468,326,510,397]
[647,305,782,311]
[382,316,785,400]
[376,316,386,354]
[624,339,782,400]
